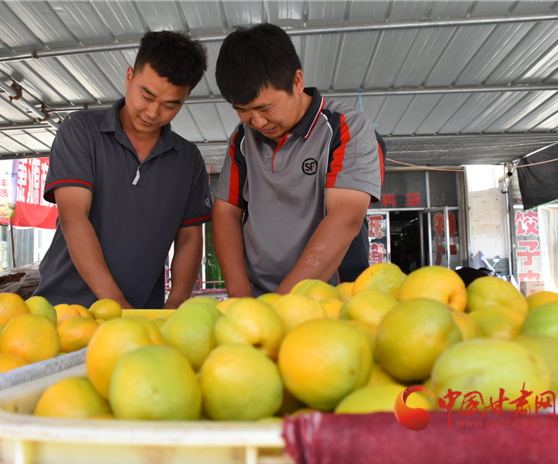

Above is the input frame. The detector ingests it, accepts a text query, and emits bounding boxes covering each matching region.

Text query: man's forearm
[165,229,203,309]
[61,217,131,307]
[275,215,354,294]
[275,188,371,295]
[212,201,253,297]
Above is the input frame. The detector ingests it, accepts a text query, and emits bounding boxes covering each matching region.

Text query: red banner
[11,158,58,229]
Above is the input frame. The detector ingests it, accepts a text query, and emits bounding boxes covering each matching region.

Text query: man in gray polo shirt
[34,31,212,309]
[213,24,385,297]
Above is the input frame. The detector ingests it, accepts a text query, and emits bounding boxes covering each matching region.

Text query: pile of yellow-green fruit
[0,295,124,373]
[27,264,558,421]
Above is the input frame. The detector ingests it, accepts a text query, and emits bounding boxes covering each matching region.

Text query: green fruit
[25,296,57,326]
[431,338,550,411]
[161,302,222,371]
[520,302,558,339]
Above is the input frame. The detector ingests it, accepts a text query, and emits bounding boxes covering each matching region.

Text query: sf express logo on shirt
[302,158,318,175]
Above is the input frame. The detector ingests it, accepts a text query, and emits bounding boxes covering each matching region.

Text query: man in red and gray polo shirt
[213,23,385,297]
[33,31,212,309]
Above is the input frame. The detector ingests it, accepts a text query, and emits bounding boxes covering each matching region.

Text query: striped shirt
[215,88,385,294]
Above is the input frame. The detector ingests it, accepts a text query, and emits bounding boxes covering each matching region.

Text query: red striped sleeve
[378,141,385,185]
[182,215,212,225]
[45,179,93,191]
[228,133,240,205]
[326,114,351,188]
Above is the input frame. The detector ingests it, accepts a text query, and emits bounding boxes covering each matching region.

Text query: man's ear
[293,69,305,95]
[125,66,134,88]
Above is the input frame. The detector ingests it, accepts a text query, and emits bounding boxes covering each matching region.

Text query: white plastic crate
[0,364,288,464]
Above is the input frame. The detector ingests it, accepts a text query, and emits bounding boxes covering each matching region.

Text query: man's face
[232,70,307,144]
[121,63,190,137]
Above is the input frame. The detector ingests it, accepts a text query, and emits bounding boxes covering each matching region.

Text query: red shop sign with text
[12,158,58,230]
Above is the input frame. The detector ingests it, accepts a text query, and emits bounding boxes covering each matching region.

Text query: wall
[465,166,510,272]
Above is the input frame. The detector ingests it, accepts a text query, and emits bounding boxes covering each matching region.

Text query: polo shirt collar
[99,98,176,152]
[290,87,325,140]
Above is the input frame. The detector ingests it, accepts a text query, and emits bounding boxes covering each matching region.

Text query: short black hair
[215,23,302,106]
[134,31,207,90]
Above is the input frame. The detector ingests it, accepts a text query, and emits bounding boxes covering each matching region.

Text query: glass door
[420,207,460,269]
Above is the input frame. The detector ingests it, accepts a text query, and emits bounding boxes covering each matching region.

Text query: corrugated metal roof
[1,0,558,170]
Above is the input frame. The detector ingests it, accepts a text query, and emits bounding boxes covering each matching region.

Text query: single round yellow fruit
[291,279,342,302]
[34,377,110,418]
[89,299,122,320]
[0,314,59,363]
[467,276,528,315]
[431,338,550,411]
[526,291,558,312]
[86,317,166,399]
[25,296,56,325]
[341,289,398,329]
[374,299,462,383]
[257,293,281,305]
[215,298,238,314]
[398,266,467,311]
[520,302,558,339]
[278,319,372,411]
[199,344,283,421]
[352,263,407,299]
[365,363,398,386]
[161,302,222,370]
[320,299,344,318]
[0,353,28,373]
[214,298,285,361]
[336,282,354,303]
[513,335,558,394]
[450,308,482,340]
[271,294,327,331]
[335,383,433,414]
[54,304,81,326]
[468,305,525,339]
[0,293,30,327]
[71,304,95,320]
[109,345,201,420]
[57,317,100,352]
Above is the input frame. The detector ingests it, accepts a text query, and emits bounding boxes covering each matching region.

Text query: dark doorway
[390,211,421,274]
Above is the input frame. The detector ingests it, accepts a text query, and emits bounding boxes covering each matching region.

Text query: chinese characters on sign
[367,213,387,265]
[380,192,423,208]
[10,158,58,229]
[0,160,18,219]
[438,384,556,428]
[514,211,541,282]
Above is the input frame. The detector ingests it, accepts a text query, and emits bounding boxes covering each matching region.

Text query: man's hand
[275,188,371,294]
[212,198,253,297]
[55,186,133,306]
[164,225,203,309]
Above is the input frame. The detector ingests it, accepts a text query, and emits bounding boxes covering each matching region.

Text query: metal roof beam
[44,83,558,113]
[1,12,558,63]
[0,81,59,130]
[0,123,51,131]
